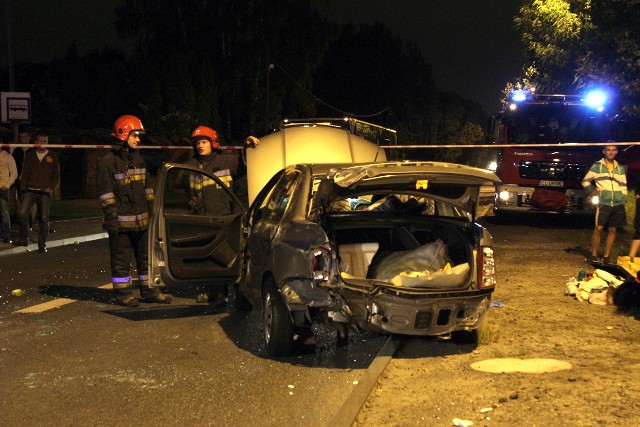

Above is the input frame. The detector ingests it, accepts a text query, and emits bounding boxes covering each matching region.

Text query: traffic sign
[1,92,31,122]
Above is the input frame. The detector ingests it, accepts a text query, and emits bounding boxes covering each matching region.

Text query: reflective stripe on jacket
[97,148,155,231]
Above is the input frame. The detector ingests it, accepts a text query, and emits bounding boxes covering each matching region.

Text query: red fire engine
[487,89,632,216]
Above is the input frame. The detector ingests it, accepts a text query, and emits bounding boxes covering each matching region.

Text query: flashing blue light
[584,90,607,109]
[511,90,528,102]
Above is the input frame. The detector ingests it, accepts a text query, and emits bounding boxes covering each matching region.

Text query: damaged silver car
[150,161,500,356]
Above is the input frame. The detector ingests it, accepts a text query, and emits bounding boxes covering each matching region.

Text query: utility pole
[265,63,274,133]
[4,0,19,143]
[4,0,14,91]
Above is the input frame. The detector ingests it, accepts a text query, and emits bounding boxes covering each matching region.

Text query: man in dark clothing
[185,126,257,215]
[97,115,172,307]
[14,133,60,252]
[185,125,258,302]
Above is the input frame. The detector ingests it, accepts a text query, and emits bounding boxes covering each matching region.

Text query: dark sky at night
[1,0,524,114]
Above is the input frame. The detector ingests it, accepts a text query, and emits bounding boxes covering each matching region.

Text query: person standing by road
[97,115,172,307]
[14,133,60,253]
[186,125,258,302]
[11,129,33,228]
[0,145,18,244]
[581,144,628,263]
[186,126,257,214]
[627,179,640,263]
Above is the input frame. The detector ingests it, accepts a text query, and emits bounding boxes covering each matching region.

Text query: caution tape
[2,141,639,150]
[380,141,640,149]
[0,144,245,150]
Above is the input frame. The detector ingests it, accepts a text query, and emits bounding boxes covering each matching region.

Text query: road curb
[331,335,400,426]
[0,232,107,256]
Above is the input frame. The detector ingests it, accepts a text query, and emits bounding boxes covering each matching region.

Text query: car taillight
[311,244,333,282]
[478,246,496,288]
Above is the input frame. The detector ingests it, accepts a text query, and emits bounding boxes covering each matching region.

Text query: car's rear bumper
[349,289,492,336]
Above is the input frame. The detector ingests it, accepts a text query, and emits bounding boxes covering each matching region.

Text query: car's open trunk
[323,213,475,290]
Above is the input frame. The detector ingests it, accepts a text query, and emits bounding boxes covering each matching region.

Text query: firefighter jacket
[581,158,628,207]
[185,151,246,216]
[20,149,60,194]
[97,147,155,231]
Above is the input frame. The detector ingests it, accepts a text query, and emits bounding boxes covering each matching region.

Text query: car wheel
[231,283,252,311]
[263,279,294,356]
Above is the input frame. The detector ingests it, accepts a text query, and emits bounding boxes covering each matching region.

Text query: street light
[4,0,15,91]
[266,63,274,132]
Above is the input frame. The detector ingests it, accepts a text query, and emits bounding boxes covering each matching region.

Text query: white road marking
[13,284,112,314]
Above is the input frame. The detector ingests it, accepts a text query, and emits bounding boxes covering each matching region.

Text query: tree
[577,0,640,116]
[313,22,437,153]
[114,0,332,140]
[513,0,640,117]
[513,0,589,93]
[428,92,487,165]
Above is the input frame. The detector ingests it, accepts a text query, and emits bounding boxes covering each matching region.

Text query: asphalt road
[0,240,389,427]
[0,213,600,427]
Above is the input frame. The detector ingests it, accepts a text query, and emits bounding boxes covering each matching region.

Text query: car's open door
[149,163,245,288]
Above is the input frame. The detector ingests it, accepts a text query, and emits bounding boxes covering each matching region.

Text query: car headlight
[498,190,513,202]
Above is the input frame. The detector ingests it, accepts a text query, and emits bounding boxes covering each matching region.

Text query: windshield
[324,193,471,219]
[505,104,612,144]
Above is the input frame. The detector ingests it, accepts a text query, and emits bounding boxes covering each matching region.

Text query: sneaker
[587,255,604,264]
[602,256,610,264]
[12,241,28,247]
[2,237,10,244]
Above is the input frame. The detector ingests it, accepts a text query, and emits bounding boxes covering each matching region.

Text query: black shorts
[634,199,640,239]
[595,204,627,228]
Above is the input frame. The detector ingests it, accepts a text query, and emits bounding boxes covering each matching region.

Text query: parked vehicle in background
[487,89,638,217]
[150,160,499,356]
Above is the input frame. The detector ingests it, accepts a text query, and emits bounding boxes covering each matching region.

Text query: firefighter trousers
[108,229,149,282]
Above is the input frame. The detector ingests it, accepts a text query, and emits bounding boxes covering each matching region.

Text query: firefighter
[186,126,257,215]
[97,115,172,306]
[185,125,258,302]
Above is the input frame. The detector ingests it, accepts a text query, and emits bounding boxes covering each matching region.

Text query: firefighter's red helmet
[191,126,220,150]
[112,115,145,141]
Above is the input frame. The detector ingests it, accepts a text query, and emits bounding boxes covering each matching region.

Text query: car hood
[312,161,500,220]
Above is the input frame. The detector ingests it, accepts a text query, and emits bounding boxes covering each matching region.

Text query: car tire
[231,283,252,311]
[263,278,295,356]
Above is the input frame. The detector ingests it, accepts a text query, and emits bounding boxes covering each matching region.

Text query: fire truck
[487,89,633,216]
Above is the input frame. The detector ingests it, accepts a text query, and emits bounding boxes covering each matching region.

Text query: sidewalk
[0,217,107,256]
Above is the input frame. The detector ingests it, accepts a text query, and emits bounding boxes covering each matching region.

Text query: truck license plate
[539,180,563,187]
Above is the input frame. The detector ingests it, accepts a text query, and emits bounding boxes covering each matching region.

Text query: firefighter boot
[113,280,140,307]
[139,280,173,304]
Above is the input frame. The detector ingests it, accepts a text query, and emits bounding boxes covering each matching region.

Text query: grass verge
[49,198,102,221]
